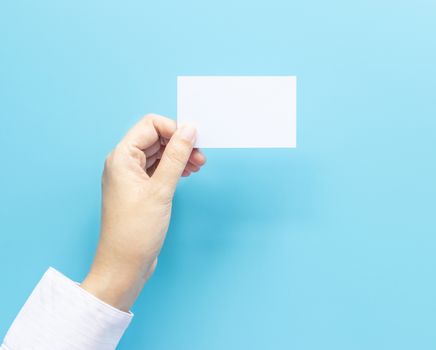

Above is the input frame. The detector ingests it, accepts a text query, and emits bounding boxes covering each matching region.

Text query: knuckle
[102,152,114,184]
[104,144,124,171]
[142,113,156,123]
[104,152,114,170]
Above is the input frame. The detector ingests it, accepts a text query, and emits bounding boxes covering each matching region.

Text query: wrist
[81,263,150,312]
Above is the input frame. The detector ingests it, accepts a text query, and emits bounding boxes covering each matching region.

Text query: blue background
[1,1,436,349]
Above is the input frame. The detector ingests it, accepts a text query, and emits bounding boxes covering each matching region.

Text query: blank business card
[177,76,296,148]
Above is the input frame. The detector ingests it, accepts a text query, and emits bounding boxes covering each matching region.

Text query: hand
[81,114,206,311]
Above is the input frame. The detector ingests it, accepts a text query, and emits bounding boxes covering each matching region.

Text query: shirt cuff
[3,267,133,350]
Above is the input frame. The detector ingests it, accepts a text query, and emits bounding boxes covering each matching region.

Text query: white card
[177,76,297,148]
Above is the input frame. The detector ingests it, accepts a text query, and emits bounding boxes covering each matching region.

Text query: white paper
[177,76,296,148]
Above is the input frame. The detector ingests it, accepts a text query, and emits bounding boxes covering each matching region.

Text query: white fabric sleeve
[1,267,133,350]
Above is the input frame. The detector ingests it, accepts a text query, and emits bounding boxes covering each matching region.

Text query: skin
[81,114,206,311]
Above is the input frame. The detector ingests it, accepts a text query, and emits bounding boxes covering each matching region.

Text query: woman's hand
[81,114,206,311]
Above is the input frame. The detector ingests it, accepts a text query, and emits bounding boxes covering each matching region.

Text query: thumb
[153,123,197,192]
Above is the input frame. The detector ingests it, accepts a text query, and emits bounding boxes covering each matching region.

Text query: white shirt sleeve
[1,267,133,350]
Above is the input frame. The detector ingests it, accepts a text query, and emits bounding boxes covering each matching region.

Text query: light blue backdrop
[1,1,435,349]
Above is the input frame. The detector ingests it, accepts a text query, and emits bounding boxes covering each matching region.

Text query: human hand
[81,114,206,311]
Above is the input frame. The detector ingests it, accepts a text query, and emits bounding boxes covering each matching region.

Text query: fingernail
[178,123,197,143]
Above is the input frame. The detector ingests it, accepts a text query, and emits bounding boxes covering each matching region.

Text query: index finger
[121,114,177,150]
